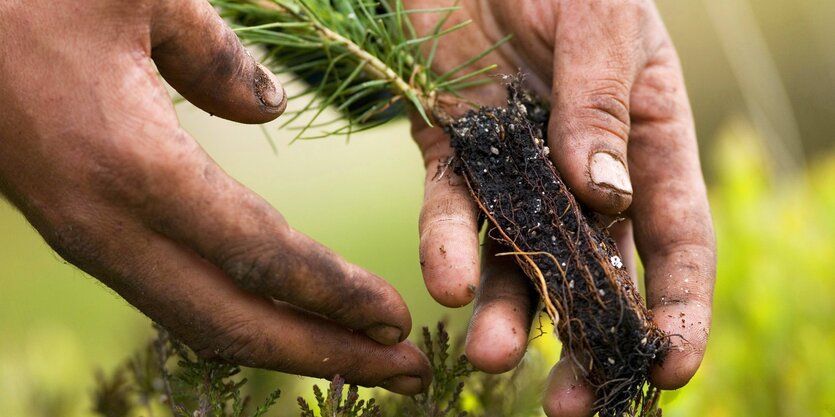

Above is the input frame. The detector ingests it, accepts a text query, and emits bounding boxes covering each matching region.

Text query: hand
[407,0,716,414]
[0,0,429,394]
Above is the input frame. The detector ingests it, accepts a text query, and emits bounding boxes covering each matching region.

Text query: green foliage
[657,121,835,417]
[209,0,507,139]
[92,326,281,417]
[93,323,553,417]
[380,322,474,417]
[298,376,381,417]
[419,322,474,411]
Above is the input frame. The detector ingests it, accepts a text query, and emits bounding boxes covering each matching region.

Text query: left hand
[406,1,716,415]
[0,0,430,394]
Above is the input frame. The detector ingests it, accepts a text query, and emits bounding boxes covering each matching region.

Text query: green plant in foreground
[92,323,552,417]
[210,0,507,140]
[297,376,381,417]
[93,325,280,417]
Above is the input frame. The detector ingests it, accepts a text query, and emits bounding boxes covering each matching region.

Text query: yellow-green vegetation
[659,121,835,417]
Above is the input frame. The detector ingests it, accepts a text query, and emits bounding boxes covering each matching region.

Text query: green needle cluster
[210,0,508,140]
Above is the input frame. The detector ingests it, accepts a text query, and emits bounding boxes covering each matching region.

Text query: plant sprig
[210,0,509,140]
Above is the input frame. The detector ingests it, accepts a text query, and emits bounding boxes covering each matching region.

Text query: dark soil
[443,81,669,417]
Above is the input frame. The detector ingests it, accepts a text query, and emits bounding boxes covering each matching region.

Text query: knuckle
[570,81,632,142]
[419,198,478,234]
[217,240,288,294]
[586,81,631,118]
[214,223,295,294]
[309,263,387,323]
[419,211,470,235]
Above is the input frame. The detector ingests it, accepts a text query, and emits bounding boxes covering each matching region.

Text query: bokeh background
[2,0,834,415]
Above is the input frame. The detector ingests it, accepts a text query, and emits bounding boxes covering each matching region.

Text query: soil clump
[445,80,669,417]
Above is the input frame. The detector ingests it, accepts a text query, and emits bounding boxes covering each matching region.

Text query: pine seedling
[206,2,671,415]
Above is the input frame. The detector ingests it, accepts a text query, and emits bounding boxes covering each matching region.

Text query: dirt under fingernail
[254,64,286,110]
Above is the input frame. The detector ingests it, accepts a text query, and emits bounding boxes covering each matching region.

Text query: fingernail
[254,63,286,109]
[380,375,424,395]
[590,152,632,194]
[366,324,403,345]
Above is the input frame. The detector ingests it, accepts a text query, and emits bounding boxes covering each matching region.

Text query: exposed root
[444,78,670,417]
[495,251,561,322]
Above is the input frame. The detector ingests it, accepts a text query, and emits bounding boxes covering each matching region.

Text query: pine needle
[211,0,508,139]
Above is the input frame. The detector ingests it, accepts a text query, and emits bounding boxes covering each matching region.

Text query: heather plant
[92,323,565,417]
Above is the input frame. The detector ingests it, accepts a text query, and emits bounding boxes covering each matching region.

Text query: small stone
[490,146,500,155]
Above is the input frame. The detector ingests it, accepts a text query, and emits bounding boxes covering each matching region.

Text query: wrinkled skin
[406,0,716,415]
[0,0,430,395]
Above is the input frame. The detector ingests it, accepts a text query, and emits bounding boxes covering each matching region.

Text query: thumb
[548,1,652,214]
[150,0,286,124]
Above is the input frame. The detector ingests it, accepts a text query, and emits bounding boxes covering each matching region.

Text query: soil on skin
[444,80,669,417]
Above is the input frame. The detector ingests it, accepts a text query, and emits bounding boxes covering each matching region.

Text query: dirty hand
[407,0,716,414]
[0,0,430,394]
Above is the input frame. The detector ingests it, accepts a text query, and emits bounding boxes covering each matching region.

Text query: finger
[465,239,537,373]
[609,219,638,283]
[414,122,482,307]
[38,208,430,395]
[150,0,286,124]
[627,42,716,390]
[543,357,595,417]
[86,117,411,346]
[549,1,661,214]
[406,1,526,308]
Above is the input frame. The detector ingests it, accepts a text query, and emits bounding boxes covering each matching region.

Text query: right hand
[407,0,716,415]
[0,0,430,394]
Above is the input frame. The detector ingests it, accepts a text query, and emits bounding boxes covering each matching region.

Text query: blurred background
[1,0,834,415]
